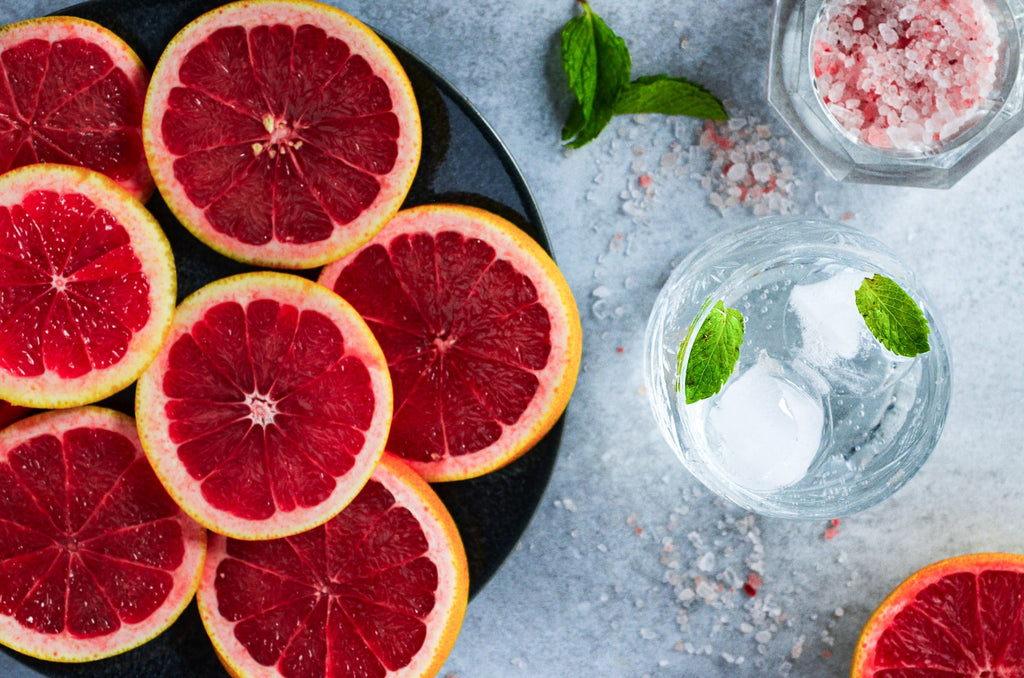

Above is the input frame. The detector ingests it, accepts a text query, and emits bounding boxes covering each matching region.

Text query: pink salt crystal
[812,0,1003,152]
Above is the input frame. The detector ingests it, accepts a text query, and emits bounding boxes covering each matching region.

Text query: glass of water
[644,217,952,519]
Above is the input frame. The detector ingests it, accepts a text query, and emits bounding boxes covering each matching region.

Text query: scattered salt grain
[812,0,1003,151]
[696,117,798,216]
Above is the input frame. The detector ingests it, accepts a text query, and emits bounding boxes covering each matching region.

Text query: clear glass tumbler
[644,217,952,518]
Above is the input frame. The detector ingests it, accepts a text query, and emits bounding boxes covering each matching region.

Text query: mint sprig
[675,299,745,404]
[560,1,727,148]
[855,275,930,357]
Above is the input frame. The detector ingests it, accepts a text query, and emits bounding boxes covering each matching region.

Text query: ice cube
[705,356,824,492]
[789,267,868,362]
[788,267,912,395]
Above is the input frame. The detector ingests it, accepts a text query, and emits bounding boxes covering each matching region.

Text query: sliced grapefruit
[143,0,422,269]
[0,406,206,663]
[0,16,154,202]
[0,400,30,430]
[0,163,176,409]
[197,453,468,678]
[135,271,392,540]
[318,203,582,482]
[852,552,1024,675]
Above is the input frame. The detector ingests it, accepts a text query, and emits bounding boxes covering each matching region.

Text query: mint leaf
[675,297,713,394]
[560,1,631,148]
[675,300,745,404]
[614,74,727,119]
[560,8,599,126]
[558,1,725,148]
[855,274,930,357]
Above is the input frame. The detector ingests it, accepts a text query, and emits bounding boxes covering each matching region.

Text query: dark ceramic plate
[0,1,561,676]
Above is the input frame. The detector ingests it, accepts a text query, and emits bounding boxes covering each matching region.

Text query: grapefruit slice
[0,406,206,663]
[318,203,582,482]
[0,16,154,202]
[135,271,392,540]
[197,453,468,678]
[0,163,176,409]
[143,0,422,269]
[852,552,1024,675]
[0,401,30,430]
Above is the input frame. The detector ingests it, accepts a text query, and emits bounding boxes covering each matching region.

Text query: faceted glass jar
[644,217,953,519]
[767,0,1024,187]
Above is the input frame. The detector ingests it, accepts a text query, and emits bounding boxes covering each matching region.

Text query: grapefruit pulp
[143,0,422,269]
[0,407,206,663]
[198,453,468,678]
[852,552,1024,675]
[0,15,154,201]
[0,163,176,409]
[135,271,392,540]
[319,203,582,482]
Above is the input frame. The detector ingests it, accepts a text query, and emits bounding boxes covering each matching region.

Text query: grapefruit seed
[0,163,176,409]
[319,203,583,482]
[135,271,392,540]
[198,453,468,678]
[852,552,1024,675]
[0,16,154,202]
[143,0,422,269]
[0,407,206,663]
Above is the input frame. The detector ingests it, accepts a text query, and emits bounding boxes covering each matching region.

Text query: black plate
[0,1,562,676]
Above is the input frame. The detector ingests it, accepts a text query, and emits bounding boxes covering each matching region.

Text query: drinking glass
[644,217,952,518]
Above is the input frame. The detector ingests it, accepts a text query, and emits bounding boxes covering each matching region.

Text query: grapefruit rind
[318,203,583,482]
[0,407,207,663]
[142,0,422,269]
[0,164,176,409]
[0,16,154,202]
[851,552,1024,676]
[135,271,393,541]
[196,453,468,678]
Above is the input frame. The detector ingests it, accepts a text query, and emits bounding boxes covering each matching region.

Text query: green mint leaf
[613,74,728,120]
[564,101,616,148]
[560,1,631,147]
[561,100,586,141]
[560,9,599,125]
[855,274,931,357]
[675,299,745,404]
[675,297,713,394]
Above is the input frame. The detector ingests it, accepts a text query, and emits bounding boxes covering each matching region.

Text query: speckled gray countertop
[2,1,1023,676]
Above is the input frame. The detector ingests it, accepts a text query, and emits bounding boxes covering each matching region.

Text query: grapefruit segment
[197,453,468,678]
[852,552,1024,676]
[318,204,582,482]
[143,0,421,269]
[0,16,154,202]
[135,271,392,540]
[0,406,206,663]
[0,163,176,409]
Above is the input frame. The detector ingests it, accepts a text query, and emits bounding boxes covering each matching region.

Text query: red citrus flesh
[135,271,392,540]
[0,163,176,409]
[0,401,30,430]
[318,204,582,482]
[198,453,468,678]
[852,552,1024,676]
[0,16,154,202]
[0,407,206,662]
[143,0,421,268]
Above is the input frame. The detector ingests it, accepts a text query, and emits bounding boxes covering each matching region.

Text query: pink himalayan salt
[812,0,1003,152]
